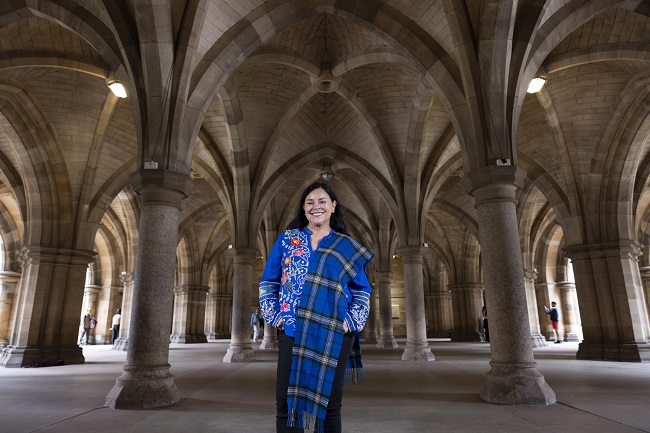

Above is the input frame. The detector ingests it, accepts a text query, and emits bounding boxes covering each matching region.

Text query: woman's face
[303,188,336,229]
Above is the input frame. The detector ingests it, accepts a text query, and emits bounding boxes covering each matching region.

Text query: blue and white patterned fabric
[259,227,373,430]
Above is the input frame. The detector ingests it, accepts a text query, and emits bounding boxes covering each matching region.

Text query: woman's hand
[277,318,284,331]
[343,321,349,333]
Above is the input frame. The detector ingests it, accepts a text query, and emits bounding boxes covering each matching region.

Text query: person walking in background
[544,301,562,343]
[259,182,374,433]
[111,308,121,344]
[251,308,261,343]
[481,305,489,343]
[79,309,92,345]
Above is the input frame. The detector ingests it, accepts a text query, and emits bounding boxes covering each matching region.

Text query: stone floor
[1,339,649,433]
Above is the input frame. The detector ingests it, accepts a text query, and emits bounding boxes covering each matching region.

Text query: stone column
[106,170,191,408]
[113,272,133,351]
[223,248,256,362]
[82,285,101,344]
[524,271,546,347]
[428,291,453,338]
[448,283,483,342]
[557,281,581,342]
[260,321,279,349]
[205,293,217,341]
[0,247,95,368]
[217,293,232,338]
[362,286,378,343]
[375,271,397,348]
[638,266,650,336]
[170,285,209,343]
[0,271,20,348]
[398,246,435,361]
[565,242,650,361]
[467,166,555,405]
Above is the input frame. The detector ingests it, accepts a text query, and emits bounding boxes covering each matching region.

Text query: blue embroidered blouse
[259,227,373,337]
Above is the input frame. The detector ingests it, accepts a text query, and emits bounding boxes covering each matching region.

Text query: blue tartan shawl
[287,232,373,430]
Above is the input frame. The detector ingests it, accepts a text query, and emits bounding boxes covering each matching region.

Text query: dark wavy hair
[286,182,348,235]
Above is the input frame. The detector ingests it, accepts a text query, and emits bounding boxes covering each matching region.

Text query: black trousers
[276,330,355,433]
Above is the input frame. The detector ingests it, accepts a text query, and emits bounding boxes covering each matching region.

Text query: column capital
[120,272,134,285]
[129,169,192,209]
[524,269,538,283]
[397,245,427,263]
[227,247,259,264]
[564,240,642,262]
[463,165,527,206]
[447,283,483,293]
[17,246,96,268]
[375,271,392,283]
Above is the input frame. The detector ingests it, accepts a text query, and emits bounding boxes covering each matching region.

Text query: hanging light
[320,160,334,182]
[107,80,127,98]
[527,76,547,94]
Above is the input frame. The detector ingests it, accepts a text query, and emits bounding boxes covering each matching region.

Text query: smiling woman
[259,181,374,432]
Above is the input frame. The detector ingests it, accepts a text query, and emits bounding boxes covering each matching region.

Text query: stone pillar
[362,285,378,343]
[0,271,20,348]
[0,247,95,368]
[524,271,546,348]
[205,293,217,340]
[113,272,133,351]
[448,283,483,342]
[467,166,555,405]
[217,293,232,338]
[398,246,435,361]
[565,242,650,361]
[375,271,398,348]
[259,320,279,349]
[81,285,101,344]
[557,281,581,342]
[223,248,256,362]
[638,266,650,336]
[106,170,191,408]
[170,285,209,343]
[428,291,453,338]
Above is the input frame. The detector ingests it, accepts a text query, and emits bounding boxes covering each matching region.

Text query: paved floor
[1,339,649,433]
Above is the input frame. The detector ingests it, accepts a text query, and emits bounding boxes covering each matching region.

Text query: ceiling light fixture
[527,76,547,94]
[320,160,334,182]
[107,80,127,98]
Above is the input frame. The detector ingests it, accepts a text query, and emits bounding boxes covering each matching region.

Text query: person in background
[481,305,489,343]
[111,308,121,344]
[259,182,374,433]
[544,301,562,343]
[251,308,261,343]
[79,309,92,345]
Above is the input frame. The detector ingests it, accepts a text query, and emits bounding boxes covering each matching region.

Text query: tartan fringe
[288,408,323,432]
[345,367,363,385]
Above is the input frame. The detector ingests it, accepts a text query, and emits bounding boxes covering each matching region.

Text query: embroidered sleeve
[344,270,372,332]
[259,236,283,326]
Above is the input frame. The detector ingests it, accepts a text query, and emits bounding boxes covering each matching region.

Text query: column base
[222,343,255,362]
[401,342,435,361]
[0,345,84,367]
[376,336,398,348]
[363,332,378,344]
[112,337,129,351]
[577,341,650,362]
[564,332,581,342]
[259,335,278,349]
[451,330,483,342]
[531,334,547,348]
[480,362,556,405]
[105,364,179,409]
[170,333,208,344]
